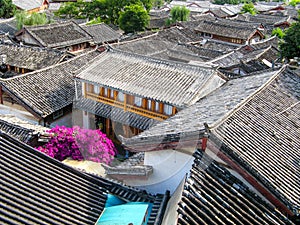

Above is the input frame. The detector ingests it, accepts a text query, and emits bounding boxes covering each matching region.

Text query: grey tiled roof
[114,34,177,57]
[0,131,169,225]
[209,8,231,18]
[196,38,241,53]
[23,20,93,48]
[114,35,215,63]
[148,16,168,29]
[176,149,294,225]
[0,18,17,36]
[0,118,36,143]
[74,97,158,130]
[246,35,279,50]
[74,48,225,107]
[219,60,270,77]
[209,46,279,68]
[0,50,101,118]
[213,66,300,215]
[81,23,121,44]
[122,69,277,150]
[195,18,263,40]
[156,26,202,44]
[235,13,291,25]
[12,0,45,10]
[0,43,67,71]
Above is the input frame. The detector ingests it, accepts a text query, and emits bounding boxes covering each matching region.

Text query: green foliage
[0,0,16,18]
[54,0,153,26]
[83,0,107,21]
[15,11,49,30]
[241,3,258,15]
[289,0,300,7]
[86,17,102,25]
[168,6,190,25]
[279,21,300,60]
[272,27,284,39]
[118,4,150,33]
[54,0,87,19]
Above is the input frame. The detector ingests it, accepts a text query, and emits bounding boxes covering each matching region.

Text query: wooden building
[74,47,225,142]
[12,0,49,13]
[0,43,68,76]
[0,49,101,127]
[102,67,277,194]
[15,20,93,53]
[194,17,264,45]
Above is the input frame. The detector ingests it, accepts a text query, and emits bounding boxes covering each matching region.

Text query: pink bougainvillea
[36,125,117,164]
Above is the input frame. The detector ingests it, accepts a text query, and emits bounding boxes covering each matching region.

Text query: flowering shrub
[36,125,116,164]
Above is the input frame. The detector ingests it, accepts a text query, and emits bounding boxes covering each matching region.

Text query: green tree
[15,11,49,30]
[86,17,102,25]
[83,0,107,21]
[118,4,150,33]
[0,0,16,18]
[241,3,258,15]
[106,0,152,24]
[167,6,190,25]
[140,0,153,12]
[271,27,284,39]
[289,0,300,7]
[279,21,300,60]
[54,0,87,19]
[54,0,153,26]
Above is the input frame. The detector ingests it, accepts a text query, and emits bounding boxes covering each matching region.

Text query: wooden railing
[86,93,169,121]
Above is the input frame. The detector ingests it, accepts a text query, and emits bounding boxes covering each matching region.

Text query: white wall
[124,149,194,194]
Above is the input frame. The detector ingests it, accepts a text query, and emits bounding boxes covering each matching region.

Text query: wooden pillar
[0,86,3,104]
[106,118,110,136]
[124,93,127,111]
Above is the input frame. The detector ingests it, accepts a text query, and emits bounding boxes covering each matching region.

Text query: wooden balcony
[86,93,169,121]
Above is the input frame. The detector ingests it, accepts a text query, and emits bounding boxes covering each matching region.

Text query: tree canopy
[15,11,49,30]
[0,0,16,18]
[55,0,153,25]
[241,3,258,15]
[271,27,284,39]
[118,4,150,33]
[279,21,300,60]
[166,6,190,25]
[289,0,300,7]
[54,0,87,19]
